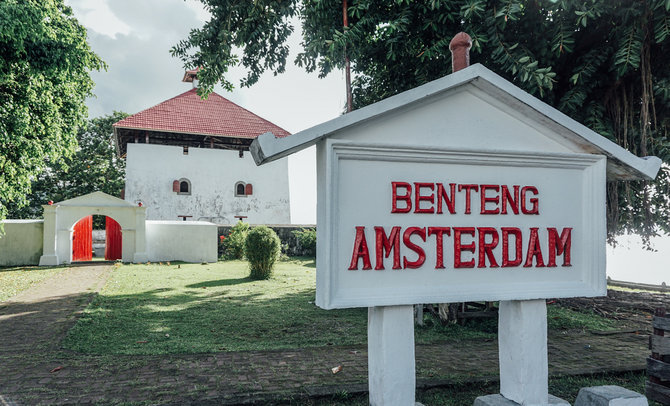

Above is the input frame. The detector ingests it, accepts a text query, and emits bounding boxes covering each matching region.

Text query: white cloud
[67,0,222,117]
[183,0,210,22]
[67,0,131,38]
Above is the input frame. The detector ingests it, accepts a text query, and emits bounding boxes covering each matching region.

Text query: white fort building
[113,69,291,224]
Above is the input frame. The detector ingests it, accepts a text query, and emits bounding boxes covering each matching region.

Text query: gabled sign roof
[54,191,135,207]
[251,64,661,181]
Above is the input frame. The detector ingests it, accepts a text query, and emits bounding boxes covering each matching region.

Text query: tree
[0,0,105,223]
[7,112,127,220]
[174,0,670,244]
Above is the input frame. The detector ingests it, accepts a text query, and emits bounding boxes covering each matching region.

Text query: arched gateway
[39,191,147,265]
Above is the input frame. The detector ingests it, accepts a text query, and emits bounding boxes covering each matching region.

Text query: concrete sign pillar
[368,305,416,405]
[499,300,549,405]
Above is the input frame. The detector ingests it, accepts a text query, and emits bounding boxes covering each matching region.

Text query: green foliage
[219,221,249,260]
[0,0,105,224]
[245,226,281,280]
[6,113,128,220]
[293,227,316,257]
[178,0,670,245]
[170,1,298,96]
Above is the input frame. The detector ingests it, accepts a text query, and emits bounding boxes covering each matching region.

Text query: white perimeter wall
[0,220,44,266]
[125,144,291,224]
[0,218,217,266]
[146,220,217,263]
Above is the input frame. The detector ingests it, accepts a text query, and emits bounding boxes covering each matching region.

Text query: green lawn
[0,266,63,302]
[64,259,368,354]
[63,259,619,355]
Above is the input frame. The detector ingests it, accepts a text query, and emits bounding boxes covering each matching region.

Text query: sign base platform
[474,394,570,406]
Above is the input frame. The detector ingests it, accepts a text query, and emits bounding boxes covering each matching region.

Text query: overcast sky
[66,0,345,226]
[65,0,670,285]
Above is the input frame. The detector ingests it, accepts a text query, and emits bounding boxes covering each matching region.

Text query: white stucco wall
[125,144,291,224]
[145,220,217,263]
[0,220,44,266]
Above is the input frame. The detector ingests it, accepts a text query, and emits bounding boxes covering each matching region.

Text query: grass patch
[63,259,623,355]
[63,259,368,354]
[415,312,497,344]
[547,305,616,332]
[289,371,653,405]
[609,285,670,295]
[0,266,63,301]
[415,303,617,343]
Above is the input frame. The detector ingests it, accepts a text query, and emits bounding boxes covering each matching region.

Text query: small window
[178,178,191,195]
[235,181,246,197]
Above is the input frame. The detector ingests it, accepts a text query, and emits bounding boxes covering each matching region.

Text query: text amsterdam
[348,182,572,270]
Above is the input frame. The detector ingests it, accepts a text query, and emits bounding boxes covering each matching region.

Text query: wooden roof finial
[182,67,202,83]
[449,32,472,73]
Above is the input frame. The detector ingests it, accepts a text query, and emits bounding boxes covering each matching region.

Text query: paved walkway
[0,266,652,405]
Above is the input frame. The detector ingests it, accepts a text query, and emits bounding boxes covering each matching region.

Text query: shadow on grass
[282,257,316,268]
[0,265,63,274]
[186,277,252,288]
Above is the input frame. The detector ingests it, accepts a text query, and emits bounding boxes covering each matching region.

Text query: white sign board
[316,141,607,309]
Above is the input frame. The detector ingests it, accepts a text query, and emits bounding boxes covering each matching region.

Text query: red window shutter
[245,184,253,195]
[172,180,179,192]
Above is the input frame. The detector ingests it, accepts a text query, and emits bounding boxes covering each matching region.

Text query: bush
[293,228,316,257]
[245,226,281,280]
[219,221,249,260]
[279,242,290,261]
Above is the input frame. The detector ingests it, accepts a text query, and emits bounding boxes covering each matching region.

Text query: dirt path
[4,264,110,304]
[0,264,111,355]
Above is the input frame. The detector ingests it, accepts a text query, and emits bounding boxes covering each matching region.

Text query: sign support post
[498,300,549,404]
[368,305,416,405]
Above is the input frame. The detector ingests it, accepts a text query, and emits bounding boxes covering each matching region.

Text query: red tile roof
[113,88,291,139]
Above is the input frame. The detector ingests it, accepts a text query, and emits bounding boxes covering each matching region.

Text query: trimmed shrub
[220,221,249,260]
[292,228,316,257]
[245,226,281,280]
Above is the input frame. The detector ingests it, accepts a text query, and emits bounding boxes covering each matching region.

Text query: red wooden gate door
[105,217,122,260]
[72,216,93,261]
